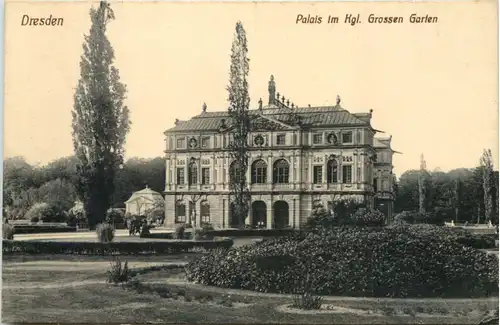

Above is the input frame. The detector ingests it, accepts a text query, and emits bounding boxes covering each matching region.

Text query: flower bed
[185,225,498,298]
[3,238,233,255]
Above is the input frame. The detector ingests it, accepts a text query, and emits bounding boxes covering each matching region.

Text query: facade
[125,186,165,216]
[163,76,397,229]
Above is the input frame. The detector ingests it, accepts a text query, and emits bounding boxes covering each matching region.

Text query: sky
[4,0,498,176]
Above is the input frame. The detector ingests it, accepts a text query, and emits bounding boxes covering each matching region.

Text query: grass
[3,254,498,324]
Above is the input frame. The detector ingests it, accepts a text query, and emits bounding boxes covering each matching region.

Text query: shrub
[3,224,14,240]
[393,210,443,225]
[24,203,53,222]
[350,209,385,227]
[175,224,185,239]
[185,225,498,298]
[305,207,335,230]
[107,257,129,284]
[106,209,125,225]
[292,291,323,310]
[30,216,39,223]
[96,223,115,243]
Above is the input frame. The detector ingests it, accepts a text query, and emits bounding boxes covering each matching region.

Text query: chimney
[268,75,276,105]
[202,102,207,113]
[174,119,180,126]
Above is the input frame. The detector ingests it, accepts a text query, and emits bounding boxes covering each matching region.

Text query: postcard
[2,1,499,324]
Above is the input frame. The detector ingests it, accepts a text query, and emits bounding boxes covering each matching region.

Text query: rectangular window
[176,168,185,184]
[342,165,352,183]
[304,133,309,145]
[313,166,323,184]
[175,203,186,223]
[356,130,361,144]
[214,136,218,148]
[293,133,297,145]
[342,131,353,143]
[277,134,286,145]
[373,177,378,192]
[313,133,323,144]
[357,167,361,183]
[176,138,186,149]
[202,168,210,185]
[201,215,210,224]
[189,166,198,185]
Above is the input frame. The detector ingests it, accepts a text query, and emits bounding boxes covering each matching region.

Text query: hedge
[186,225,498,298]
[142,229,299,240]
[12,225,77,234]
[3,238,233,255]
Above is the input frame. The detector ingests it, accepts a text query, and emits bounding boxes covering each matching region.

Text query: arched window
[188,161,198,185]
[175,201,186,223]
[229,161,243,184]
[327,159,338,183]
[200,200,210,224]
[273,159,290,184]
[251,159,267,184]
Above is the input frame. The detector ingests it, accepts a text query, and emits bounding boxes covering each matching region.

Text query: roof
[125,186,164,204]
[165,105,370,133]
[373,138,389,149]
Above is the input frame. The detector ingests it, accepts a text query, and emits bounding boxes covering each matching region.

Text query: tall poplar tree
[226,21,251,228]
[71,1,131,229]
[480,149,495,224]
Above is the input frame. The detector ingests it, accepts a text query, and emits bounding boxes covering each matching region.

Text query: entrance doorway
[273,201,289,229]
[252,201,267,228]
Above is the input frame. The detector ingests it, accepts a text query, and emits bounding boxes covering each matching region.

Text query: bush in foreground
[96,223,115,243]
[107,257,129,284]
[186,225,498,298]
[175,224,185,239]
[3,224,14,240]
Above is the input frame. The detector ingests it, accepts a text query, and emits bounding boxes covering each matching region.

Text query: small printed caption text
[296,13,438,25]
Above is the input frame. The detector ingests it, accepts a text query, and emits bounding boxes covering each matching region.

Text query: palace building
[163,76,397,229]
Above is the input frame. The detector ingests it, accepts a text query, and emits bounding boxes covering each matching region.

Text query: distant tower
[268,75,276,105]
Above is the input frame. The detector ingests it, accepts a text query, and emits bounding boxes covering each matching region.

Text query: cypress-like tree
[226,21,251,228]
[71,1,131,229]
[480,149,495,224]
[418,154,427,214]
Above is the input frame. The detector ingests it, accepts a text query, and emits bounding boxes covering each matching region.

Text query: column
[290,155,295,185]
[266,199,273,229]
[165,159,170,186]
[196,200,201,226]
[211,156,215,189]
[267,155,273,185]
[246,155,251,187]
[353,153,358,183]
[308,154,313,186]
[323,157,327,184]
[292,199,296,228]
[296,155,303,189]
[172,158,177,187]
[247,202,253,226]
[222,198,226,228]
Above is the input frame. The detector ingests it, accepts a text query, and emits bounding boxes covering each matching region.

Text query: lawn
[2,254,498,324]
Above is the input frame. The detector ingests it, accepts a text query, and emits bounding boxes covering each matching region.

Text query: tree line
[395,150,498,224]
[3,156,165,221]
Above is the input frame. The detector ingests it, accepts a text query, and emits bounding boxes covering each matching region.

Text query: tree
[226,21,251,228]
[418,154,427,214]
[480,149,495,224]
[71,1,131,229]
